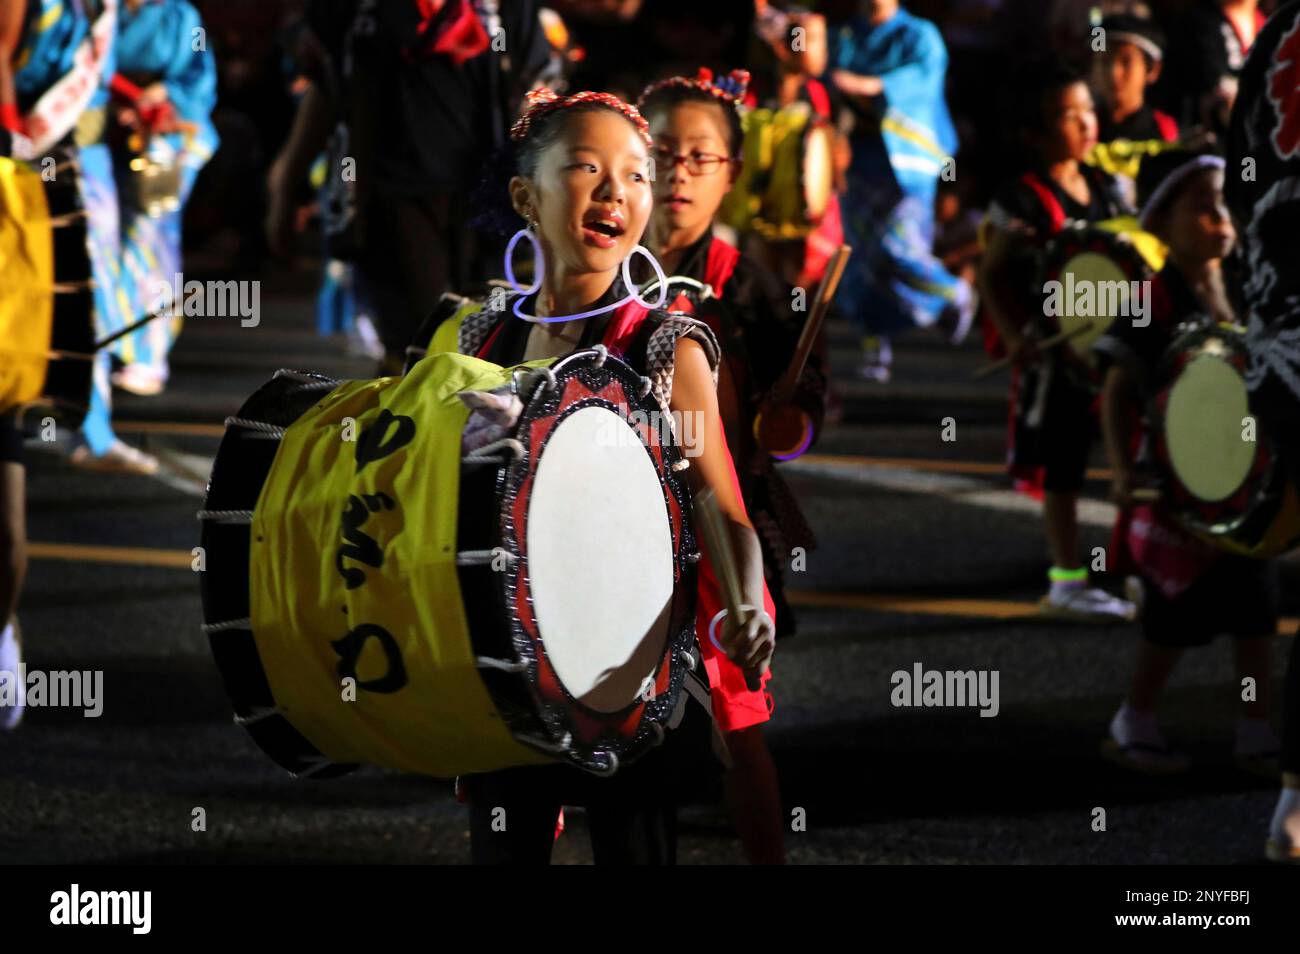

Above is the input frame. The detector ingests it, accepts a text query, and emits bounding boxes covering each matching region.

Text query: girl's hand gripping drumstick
[694,488,774,691]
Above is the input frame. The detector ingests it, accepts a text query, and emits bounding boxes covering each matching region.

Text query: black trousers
[355,191,479,361]
[463,744,678,865]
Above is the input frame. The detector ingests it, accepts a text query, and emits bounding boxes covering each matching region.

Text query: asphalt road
[3,261,1294,865]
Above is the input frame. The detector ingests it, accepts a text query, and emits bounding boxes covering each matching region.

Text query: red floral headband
[637,68,751,110]
[509,87,653,148]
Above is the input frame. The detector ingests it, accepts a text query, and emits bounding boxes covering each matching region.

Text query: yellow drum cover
[248,351,552,777]
[720,104,832,240]
[0,157,56,415]
[1095,216,1166,273]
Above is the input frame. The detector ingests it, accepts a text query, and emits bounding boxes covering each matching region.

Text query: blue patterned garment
[829,6,971,337]
[110,0,218,376]
[14,0,123,453]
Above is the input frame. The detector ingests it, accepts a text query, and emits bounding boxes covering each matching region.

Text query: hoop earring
[623,245,668,310]
[505,222,545,296]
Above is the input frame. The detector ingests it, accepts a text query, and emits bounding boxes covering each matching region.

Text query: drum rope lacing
[456,549,518,567]
[195,509,254,524]
[48,210,89,228]
[53,279,95,294]
[462,437,526,466]
[293,756,334,779]
[233,705,280,725]
[202,616,251,634]
[272,369,338,388]
[514,731,576,756]
[224,416,286,439]
[474,655,528,673]
[512,365,558,395]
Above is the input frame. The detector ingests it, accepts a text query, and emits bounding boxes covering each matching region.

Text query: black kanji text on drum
[332,623,408,694]
[355,410,416,473]
[336,492,396,589]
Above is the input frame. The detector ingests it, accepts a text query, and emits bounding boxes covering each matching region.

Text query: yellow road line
[115,421,227,438]
[26,541,1296,634]
[788,589,1036,618]
[28,542,194,569]
[798,453,1112,481]
[788,588,1297,635]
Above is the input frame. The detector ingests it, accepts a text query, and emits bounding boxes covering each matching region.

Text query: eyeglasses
[652,147,730,177]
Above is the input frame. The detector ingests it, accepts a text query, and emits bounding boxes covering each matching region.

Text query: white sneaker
[111,363,168,396]
[1040,584,1137,622]
[346,314,385,361]
[70,439,160,475]
[1123,575,1146,617]
[0,620,24,730]
[942,281,977,345]
[858,337,892,382]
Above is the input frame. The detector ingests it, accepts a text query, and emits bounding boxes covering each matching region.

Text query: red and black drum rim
[477,350,698,775]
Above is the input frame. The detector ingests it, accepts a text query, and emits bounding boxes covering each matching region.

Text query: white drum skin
[1059,251,1128,357]
[1165,354,1257,503]
[526,405,675,713]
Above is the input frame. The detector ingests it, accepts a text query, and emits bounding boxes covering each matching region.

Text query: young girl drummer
[428,88,778,864]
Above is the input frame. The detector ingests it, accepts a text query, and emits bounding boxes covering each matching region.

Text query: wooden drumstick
[91,289,200,352]
[694,488,765,692]
[971,321,1095,380]
[769,244,851,408]
[1129,487,1162,502]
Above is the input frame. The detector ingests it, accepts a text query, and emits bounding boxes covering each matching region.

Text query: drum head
[1165,353,1257,502]
[1041,225,1153,369]
[490,349,698,773]
[527,405,674,712]
[1055,251,1128,357]
[801,124,833,222]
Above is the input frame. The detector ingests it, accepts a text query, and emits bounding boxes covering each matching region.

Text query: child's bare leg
[0,461,27,624]
[1126,640,1183,713]
[723,725,785,865]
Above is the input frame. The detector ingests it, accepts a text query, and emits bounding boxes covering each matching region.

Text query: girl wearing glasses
[637,68,831,864]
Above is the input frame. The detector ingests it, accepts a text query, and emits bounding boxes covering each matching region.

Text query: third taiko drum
[1149,321,1300,558]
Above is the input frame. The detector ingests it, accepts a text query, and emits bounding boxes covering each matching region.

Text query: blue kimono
[829,7,972,338]
[110,0,219,378]
[13,0,124,455]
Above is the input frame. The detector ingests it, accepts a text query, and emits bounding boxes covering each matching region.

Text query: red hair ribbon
[636,68,752,110]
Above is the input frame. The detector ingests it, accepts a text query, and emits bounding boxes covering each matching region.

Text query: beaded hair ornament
[636,67,751,110]
[508,87,653,148]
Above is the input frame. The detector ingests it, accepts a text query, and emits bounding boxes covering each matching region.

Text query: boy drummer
[977,62,1135,621]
